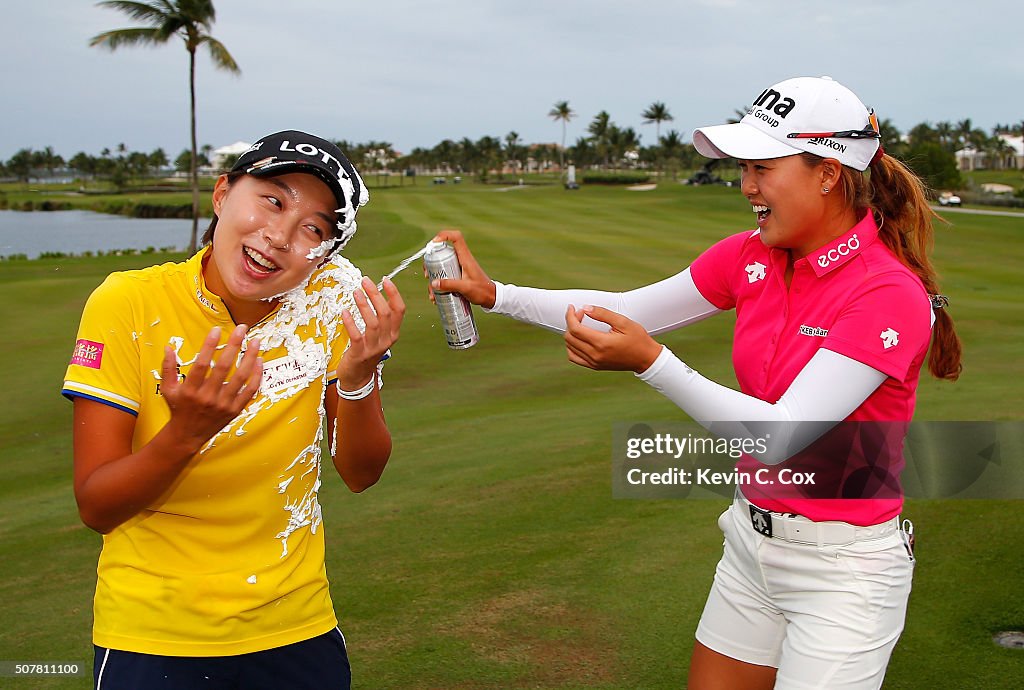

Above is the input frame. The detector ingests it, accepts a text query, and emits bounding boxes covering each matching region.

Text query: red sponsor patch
[71,339,104,369]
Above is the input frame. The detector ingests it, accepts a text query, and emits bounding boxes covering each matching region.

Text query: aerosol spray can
[424,242,479,349]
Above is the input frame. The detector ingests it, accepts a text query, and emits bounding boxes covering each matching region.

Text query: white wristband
[336,376,376,401]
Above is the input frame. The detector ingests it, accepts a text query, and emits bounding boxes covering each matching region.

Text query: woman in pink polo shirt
[432,76,961,689]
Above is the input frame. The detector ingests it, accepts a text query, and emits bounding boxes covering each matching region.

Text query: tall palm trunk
[188,45,199,254]
[655,122,661,179]
[560,121,566,179]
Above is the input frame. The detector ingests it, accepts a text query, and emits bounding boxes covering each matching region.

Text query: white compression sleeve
[487,267,719,335]
[637,347,887,464]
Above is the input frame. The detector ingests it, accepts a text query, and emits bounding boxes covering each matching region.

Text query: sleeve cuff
[483,280,506,314]
[635,345,676,381]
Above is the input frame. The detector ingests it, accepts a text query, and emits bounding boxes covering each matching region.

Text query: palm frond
[178,0,216,29]
[95,1,169,23]
[200,36,241,74]
[89,27,168,49]
[155,21,184,41]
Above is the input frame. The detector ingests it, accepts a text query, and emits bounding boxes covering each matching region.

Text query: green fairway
[1,182,1022,688]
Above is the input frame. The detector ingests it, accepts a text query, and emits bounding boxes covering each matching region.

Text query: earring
[822,186,830,194]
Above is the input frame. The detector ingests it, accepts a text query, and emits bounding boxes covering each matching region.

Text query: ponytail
[808,152,963,381]
[867,155,961,380]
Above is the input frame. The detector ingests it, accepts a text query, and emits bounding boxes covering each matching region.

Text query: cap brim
[693,122,801,161]
[246,161,346,209]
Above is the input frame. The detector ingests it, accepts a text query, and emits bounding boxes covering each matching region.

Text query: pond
[0,210,203,259]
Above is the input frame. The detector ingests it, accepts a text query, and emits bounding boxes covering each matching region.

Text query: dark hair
[201,171,246,247]
[800,152,962,381]
[201,171,344,255]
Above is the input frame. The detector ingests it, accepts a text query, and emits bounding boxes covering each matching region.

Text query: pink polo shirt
[689,212,931,525]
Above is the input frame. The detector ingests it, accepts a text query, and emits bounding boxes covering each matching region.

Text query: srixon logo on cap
[747,88,797,129]
[279,139,344,178]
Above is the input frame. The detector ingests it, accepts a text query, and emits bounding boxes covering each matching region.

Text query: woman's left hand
[337,277,405,389]
[564,305,663,374]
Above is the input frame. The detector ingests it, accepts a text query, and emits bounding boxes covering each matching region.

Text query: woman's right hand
[74,324,264,533]
[429,229,497,309]
[160,324,263,453]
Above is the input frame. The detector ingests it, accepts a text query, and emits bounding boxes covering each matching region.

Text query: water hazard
[0,210,198,259]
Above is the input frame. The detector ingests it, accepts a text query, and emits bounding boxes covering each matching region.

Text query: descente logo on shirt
[816,234,861,268]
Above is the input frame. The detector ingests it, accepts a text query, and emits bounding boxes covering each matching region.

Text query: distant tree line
[4,117,1021,194]
[0,143,219,188]
[349,113,1024,192]
[877,118,1023,190]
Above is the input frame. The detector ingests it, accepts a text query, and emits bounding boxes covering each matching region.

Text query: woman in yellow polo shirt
[63,131,404,689]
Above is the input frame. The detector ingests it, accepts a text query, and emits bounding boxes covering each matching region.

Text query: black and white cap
[232,130,368,249]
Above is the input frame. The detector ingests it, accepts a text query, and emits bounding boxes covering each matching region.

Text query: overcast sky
[3,0,1022,160]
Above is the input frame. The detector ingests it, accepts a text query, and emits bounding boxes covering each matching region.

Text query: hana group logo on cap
[693,76,881,171]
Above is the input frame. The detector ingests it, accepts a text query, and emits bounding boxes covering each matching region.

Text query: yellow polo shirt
[63,247,363,656]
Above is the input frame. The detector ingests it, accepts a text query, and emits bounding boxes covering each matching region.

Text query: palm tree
[588,111,612,168]
[432,139,456,174]
[935,121,955,152]
[641,101,674,143]
[149,147,169,172]
[877,118,906,160]
[504,131,522,177]
[659,130,684,180]
[530,144,549,174]
[727,107,749,124]
[91,1,241,254]
[458,137,477,176]
[548,100,575,173]
[475,136,502,182]
[40,146,65,178]
[8,149,35,183]
[956,119,974,151]
[569,136,596,168]
[984,135,1015,171]
[612,127,641,168]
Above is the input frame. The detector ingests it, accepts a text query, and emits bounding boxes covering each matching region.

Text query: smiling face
[203,172,338,323]
[739,154,856,259]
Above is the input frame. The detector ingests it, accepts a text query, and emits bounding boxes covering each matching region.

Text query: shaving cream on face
[305,237,338,261]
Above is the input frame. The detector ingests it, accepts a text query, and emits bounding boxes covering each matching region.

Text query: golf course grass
[1,181,1021,688]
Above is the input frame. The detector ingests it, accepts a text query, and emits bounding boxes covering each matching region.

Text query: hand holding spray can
[424,241,479,349]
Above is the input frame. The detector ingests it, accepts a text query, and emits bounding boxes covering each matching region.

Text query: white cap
[692,76,880,171]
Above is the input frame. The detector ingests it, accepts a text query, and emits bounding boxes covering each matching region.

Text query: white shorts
[695,494,915,690]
